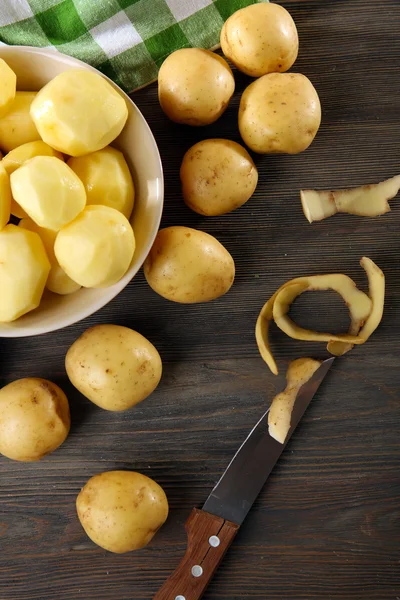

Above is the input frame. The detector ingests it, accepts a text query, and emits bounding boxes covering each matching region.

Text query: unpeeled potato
[158,49,235,126]
[19,217,81,295]
[76,471,169,553]
[239,73,321,154]
[67,147,134,219]
[0,92,40,152]
[0,378,70,461]
[144,226,235,303]
[180,139,258,216]
[0,224,50,322]
[221,3,299,77]
[30,69,128,156]
[66,324,162,411]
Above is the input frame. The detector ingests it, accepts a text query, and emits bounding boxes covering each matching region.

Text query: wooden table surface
[1,1,399,599]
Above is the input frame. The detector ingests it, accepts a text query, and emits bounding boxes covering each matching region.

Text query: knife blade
[203,356,335,525]
[154,357,334,600]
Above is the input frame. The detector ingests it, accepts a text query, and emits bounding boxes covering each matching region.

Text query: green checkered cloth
[0,0,268,92]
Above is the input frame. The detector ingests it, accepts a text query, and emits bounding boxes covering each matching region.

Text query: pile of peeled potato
[0,64,136,322]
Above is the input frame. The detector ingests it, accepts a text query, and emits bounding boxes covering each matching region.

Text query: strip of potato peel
[268,357,323,444]
[273,282,366,344]
[327,257,384,354]
[256,273,372,375]
[358,257,385,342]
[255,277,309,376]
[301,174,400,223]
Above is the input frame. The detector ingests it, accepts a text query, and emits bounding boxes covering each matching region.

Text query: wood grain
[154,509,239,599]
[0,1,399,599]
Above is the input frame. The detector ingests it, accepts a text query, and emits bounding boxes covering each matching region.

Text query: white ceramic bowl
[0,46,163,338]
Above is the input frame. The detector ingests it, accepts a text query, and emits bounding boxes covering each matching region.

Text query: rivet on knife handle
[153,508,239,600]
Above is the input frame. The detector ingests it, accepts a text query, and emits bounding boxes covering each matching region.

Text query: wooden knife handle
[153,508,239,600]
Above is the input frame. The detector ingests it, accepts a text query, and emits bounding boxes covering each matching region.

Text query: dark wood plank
[0,1,399,599]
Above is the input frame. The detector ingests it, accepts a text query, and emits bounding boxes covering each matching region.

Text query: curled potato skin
[256,268,376,375]
[358,257,385,342]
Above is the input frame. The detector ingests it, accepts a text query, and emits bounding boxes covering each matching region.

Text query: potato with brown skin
[158,48,235,126]
[239,73,321,154]
[66,324,162,411]
[144,226,235,303]
[76,471,169,553]
[180,139,258,216]
[221,3,299,77]
[0,378,70,461]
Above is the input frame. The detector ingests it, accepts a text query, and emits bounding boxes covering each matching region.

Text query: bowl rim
[0,45,164,338]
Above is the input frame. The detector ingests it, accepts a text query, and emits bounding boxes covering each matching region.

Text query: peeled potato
[0,59,17,118]
[66,325,162,411]
[144,226,235,303]
[68,147,134,219]
[76,471,169,553]
[0,378,70,461]
[221,3,298,77]
[0,224,50,322]
[19,217,81,295]
[180,139,258,216]
[0,164,11,230]
[10,156,86,231]
[55,205,135,288]
[158,48,235,126]
[30,69,128,157]
[10,199,29,219]
[2,140,64,175]
[0,92,40,152]
[239,73,321,154]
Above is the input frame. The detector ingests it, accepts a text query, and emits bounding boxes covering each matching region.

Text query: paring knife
[154,357,335,600]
